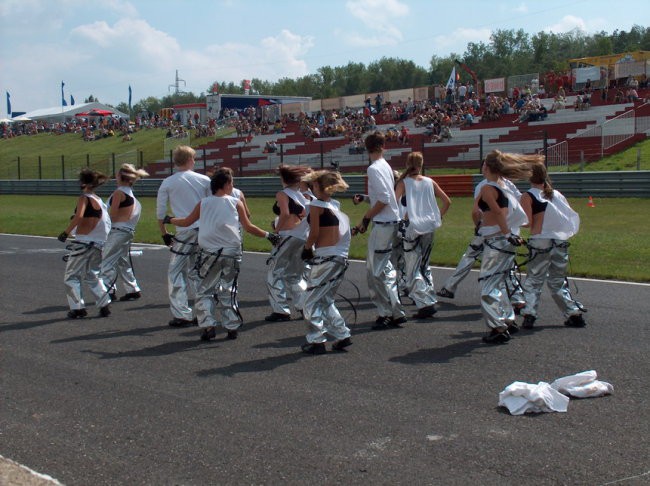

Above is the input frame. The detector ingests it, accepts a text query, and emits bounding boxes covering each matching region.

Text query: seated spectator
[551,94,566,111]
[399,126,409,145]
[627,88,639,102]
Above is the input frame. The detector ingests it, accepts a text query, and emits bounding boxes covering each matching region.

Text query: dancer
[58,169,112,319]
[519,163,585,329]
[476,151,531,344]
[265,164,312,322]
[300,170,353,354]
[352,131,406,330]
[164,168,280,341]
[157,145,211,327]
[100,163,149,302]
[394,152,451,319]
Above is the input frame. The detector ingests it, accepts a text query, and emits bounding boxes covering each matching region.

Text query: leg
[546,243,584,321]
[402,233,437,313]
[215,253,243,333]
[167,229,198,321]
[441,236,483,295]
[479,238,515,333]
[366,224,405,321]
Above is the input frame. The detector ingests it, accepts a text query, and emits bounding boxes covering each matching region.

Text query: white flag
[446,67,456,90]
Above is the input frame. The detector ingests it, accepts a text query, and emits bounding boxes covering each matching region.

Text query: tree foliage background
[118,26,649,115]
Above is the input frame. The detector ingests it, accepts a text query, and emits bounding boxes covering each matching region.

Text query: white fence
[603,109,635,151]
[545,140,568,170]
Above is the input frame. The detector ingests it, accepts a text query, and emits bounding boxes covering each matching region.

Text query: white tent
[13,102,128,122]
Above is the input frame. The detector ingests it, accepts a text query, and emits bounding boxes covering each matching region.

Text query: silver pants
[402,233,437,309]
[168,229,201,320]
[522,239,581,318]
[303,256,351,344]
[195,249,242,330]
[443,235,483,293]
[266,236,307,315]
[101,228,140,295]
[367,223,405,319]
[479,236,516,330]
[63,242,111,310]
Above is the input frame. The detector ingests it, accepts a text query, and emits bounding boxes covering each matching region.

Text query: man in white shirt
[353,131,406,329]
[156,145,211,327]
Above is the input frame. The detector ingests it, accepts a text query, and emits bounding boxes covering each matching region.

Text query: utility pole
[168,70,187,95]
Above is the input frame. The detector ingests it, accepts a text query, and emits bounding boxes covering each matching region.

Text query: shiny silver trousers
[479,236,516,330]
[194,249,242,331]
[367,223,405,319]
[522,239,582,318]
[303,256,351,344]
[101,228,140,295]
[63,242,111,310]
[266,236,307,315]
[443,236,483,293]
[168,229,201,320]
[402,233,437,308]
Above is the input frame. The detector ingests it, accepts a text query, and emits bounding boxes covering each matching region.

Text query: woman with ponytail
[476,150,532,344]
[58,168,112,319]
[100,163,150,302]
[519,163,585,329]
[394,152,451,319]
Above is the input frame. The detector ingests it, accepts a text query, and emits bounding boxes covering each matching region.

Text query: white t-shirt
[367,157,400,222]
[156,169,211,230]
[402,177,441,237]
[197,195,241,251]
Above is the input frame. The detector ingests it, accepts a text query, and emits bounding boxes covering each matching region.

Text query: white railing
[544,140,568,170]
[603,109,635,150]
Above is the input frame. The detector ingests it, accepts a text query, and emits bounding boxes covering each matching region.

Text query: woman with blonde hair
[476,150,532,344]
[58,168,112,318]
[300,170,352,354]
[101,163,149,302]
[265,164,313,322]
[394,152,451,319]
[519,163,585,329]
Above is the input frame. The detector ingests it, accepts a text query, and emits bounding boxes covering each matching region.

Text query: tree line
[116,26,650,116]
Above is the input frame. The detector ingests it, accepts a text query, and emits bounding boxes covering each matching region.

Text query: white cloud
[433,27,492,53]
[514,2,528,13]
[343,0,409,46]
[544,15,587,33]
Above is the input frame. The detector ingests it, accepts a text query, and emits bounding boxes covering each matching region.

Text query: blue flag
[71,95,75,106]
[61,81,67,106]
[128,85,132,109]
[6,91,10,116]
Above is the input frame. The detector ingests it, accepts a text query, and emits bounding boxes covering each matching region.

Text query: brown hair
[79,168,108,189]
[364,131,385,153]
[529,162,554,200]
[118,163,149,186]
[302,170,349,196]
[397,151,423,184]
[483,150,537,181]
[277,164,312,185]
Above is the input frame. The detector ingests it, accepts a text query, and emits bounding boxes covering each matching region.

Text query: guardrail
[1,171,649,198]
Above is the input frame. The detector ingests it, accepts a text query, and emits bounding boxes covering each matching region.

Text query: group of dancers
[59,136,586,353]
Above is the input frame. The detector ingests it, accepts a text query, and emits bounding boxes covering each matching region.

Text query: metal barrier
[603,109,635,151]
[2,172,649,198]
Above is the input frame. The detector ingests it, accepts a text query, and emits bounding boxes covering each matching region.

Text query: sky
[1,0,648,114]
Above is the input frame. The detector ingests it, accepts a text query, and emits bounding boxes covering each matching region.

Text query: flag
[70,95,75,106]
[6,91,10,116]
[128,85,132,109]
[243,79,251,95]
[61,81,67,106]
[446,67,456,90]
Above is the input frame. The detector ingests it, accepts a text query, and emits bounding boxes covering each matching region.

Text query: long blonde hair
[302,170,349,196]
[396,151,423,185]
[483,150,537,181]
[118,163,149,186]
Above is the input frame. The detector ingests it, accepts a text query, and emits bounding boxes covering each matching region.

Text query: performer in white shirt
[156,146,211,327]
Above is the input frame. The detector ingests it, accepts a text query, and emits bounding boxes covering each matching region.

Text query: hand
[507,234,525,247]
[474,222,481,236]
[301,247,314,260]
[57,231,68,243]
[162,233,174,246]
[266,232,281,246]
[352,194,365,205]
[162,215,173,225]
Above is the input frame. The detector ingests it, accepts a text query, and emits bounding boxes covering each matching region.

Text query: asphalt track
[1,233,649,486]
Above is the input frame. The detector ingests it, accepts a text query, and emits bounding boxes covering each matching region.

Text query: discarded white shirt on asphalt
[551,370,614,398]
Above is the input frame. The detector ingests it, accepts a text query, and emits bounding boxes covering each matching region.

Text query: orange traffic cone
[587,196,595,208]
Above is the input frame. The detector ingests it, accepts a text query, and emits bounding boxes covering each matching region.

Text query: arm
[169,201,201,228]
[275,192,292,230]
[156,183,170,237]
[432,181,451,218]
[519,193,533,228]
[60,195,87,238]
[304,206,322,249]
[236,201,268,238]
[109,190,124,221]
[238,191,252,219]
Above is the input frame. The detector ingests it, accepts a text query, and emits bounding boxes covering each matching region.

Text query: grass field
[1,194,648,282]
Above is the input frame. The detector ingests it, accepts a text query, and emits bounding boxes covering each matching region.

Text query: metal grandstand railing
[544,140,568,170]
[603,109,635,151]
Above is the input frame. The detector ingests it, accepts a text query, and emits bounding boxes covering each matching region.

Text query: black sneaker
[200,327,217,341]
[482,329,511,344]
[390,316,408,327]
[264,312,291,322]
[507,322,519,334]
[436,288,455,299]
[119,291,141,301]
[67,309,87,319]
[109,291,117,302]
[99,305,111,317]
[168,317,195,328]
[413,305,437,319]
[226,330,238,340]
[372,316,392,330]
[301,342,327,355]
[522,314,536,329]
[332,337,352,351]
[564,314,586,328]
